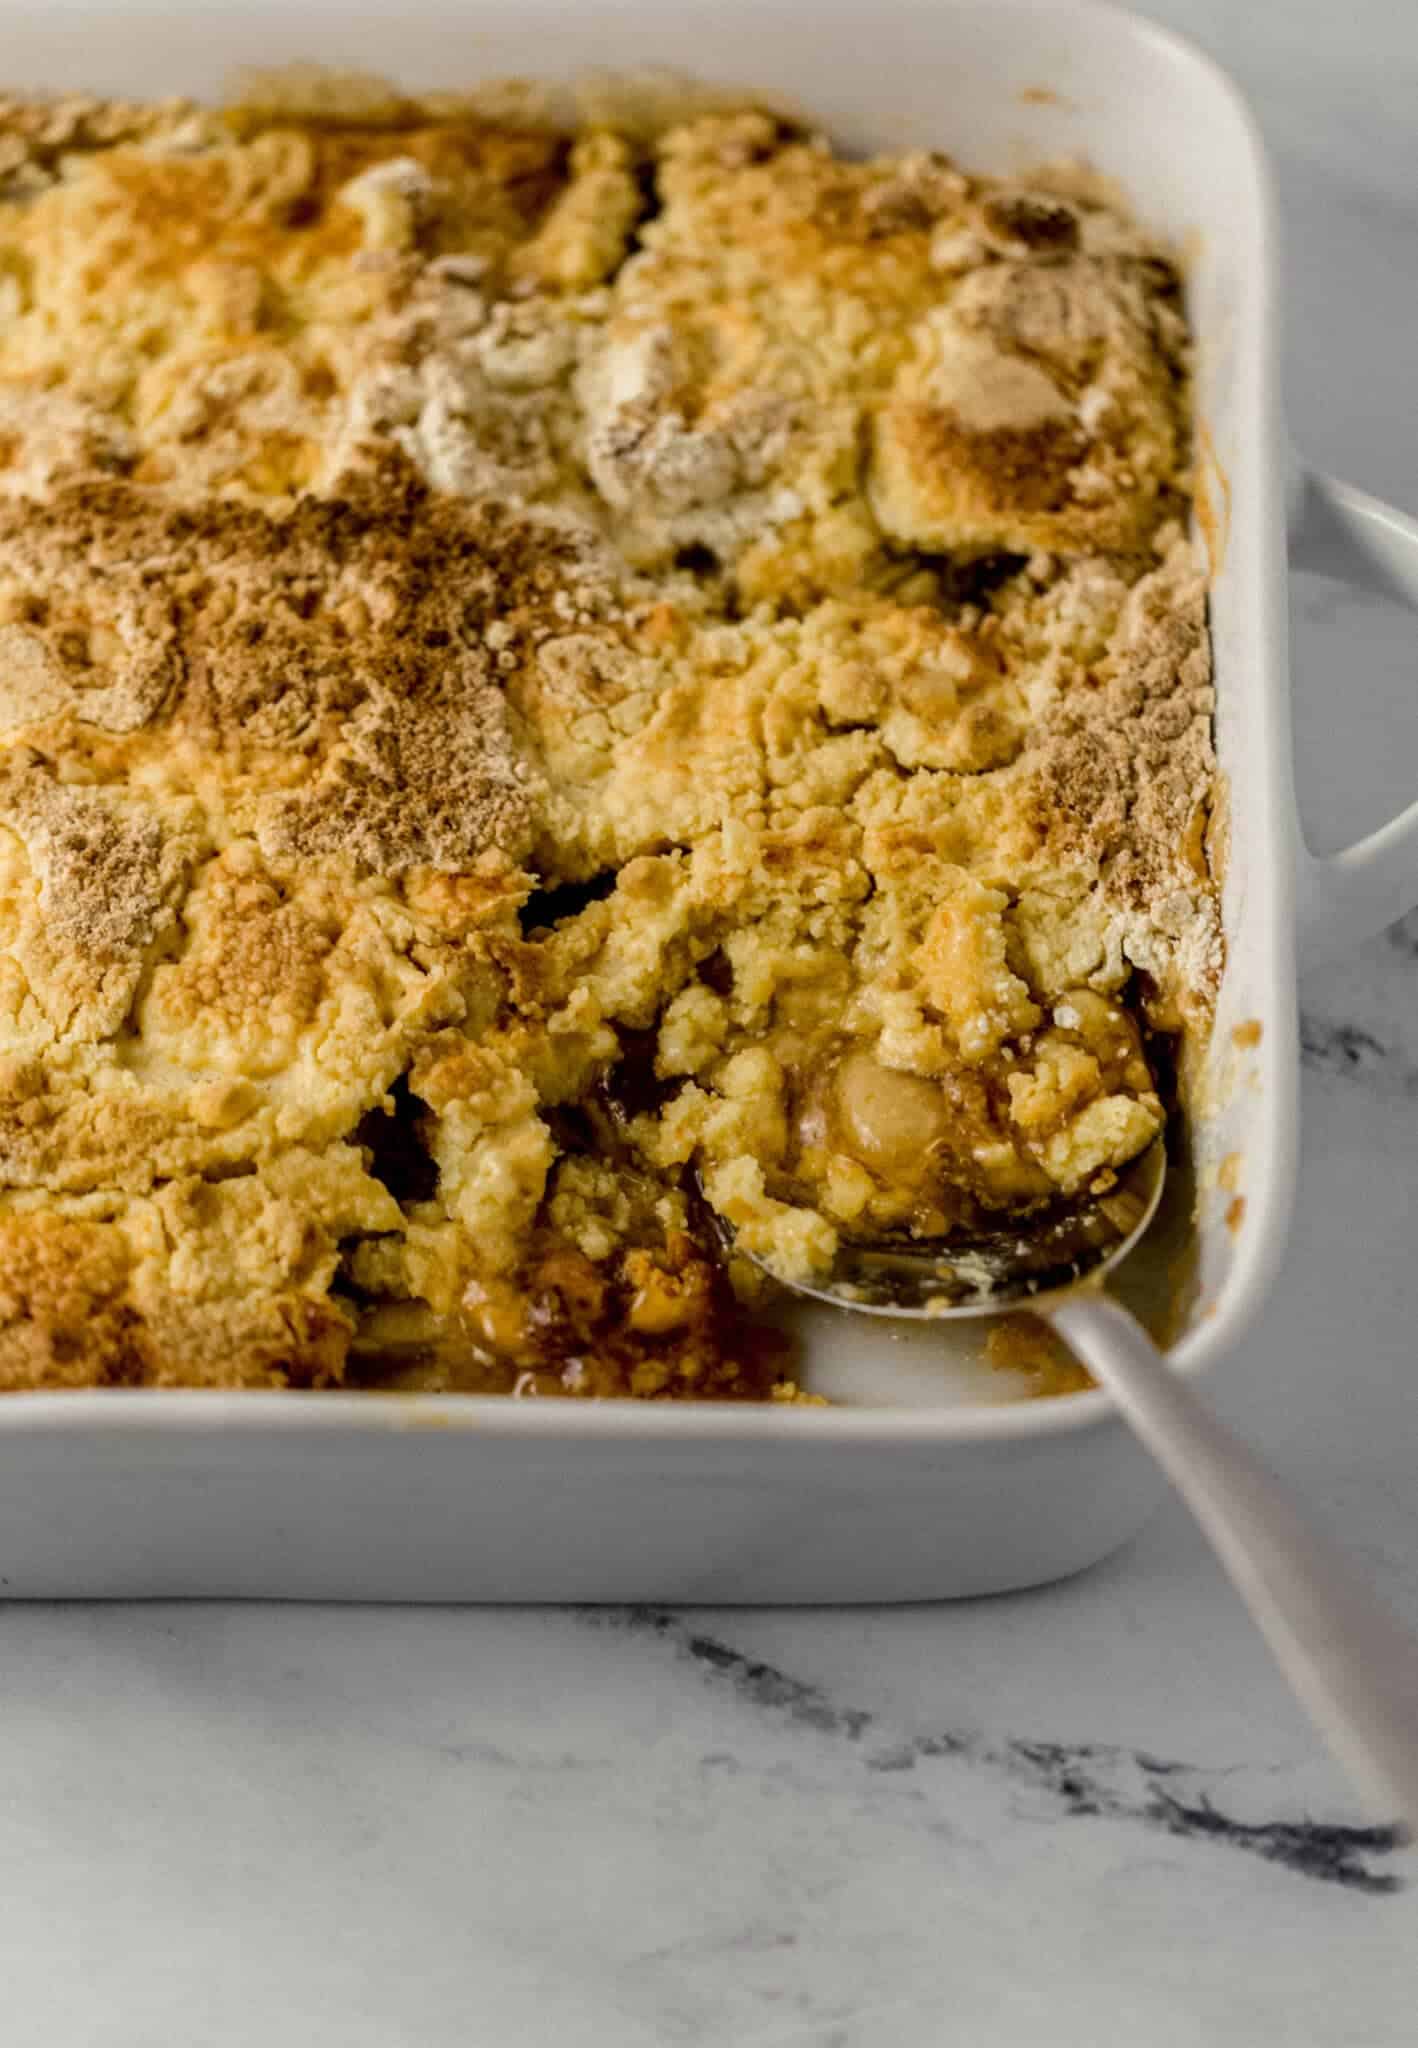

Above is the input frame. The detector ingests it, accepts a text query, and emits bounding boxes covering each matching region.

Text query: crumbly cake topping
[0,84,1220,1397]
[0,470,550,871]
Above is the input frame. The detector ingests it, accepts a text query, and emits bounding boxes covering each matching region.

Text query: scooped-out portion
[0,77,1219,1398]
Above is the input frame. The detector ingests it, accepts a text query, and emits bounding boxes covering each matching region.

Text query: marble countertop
[3,2,1417,2040]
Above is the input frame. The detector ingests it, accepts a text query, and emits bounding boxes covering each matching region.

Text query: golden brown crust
[0,469,552,871]
[0,1203,354,1392]
[0,82,1218,1395]
[870,253,1186,558]
[0,1211,147,1389]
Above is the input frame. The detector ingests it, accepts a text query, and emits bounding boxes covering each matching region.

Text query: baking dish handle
[1290,466,1418,965]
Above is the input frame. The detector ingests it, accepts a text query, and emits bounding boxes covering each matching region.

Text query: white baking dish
[2,0,1417,1601]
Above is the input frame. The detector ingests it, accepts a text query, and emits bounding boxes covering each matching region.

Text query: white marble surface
[4,1,1418,2039]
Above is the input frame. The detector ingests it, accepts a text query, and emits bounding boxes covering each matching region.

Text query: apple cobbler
[0,78,1220,1398]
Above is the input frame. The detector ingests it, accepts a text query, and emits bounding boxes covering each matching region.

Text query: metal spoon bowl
[743,1140,1166,1318]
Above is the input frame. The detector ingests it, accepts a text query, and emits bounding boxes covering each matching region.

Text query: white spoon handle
[1050,1290,1418,1838]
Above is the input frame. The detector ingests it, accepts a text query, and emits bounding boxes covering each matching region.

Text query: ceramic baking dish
[1,0,1417,1601]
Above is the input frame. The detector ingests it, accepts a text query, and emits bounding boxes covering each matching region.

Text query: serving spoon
[730,1142,1418,1838]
